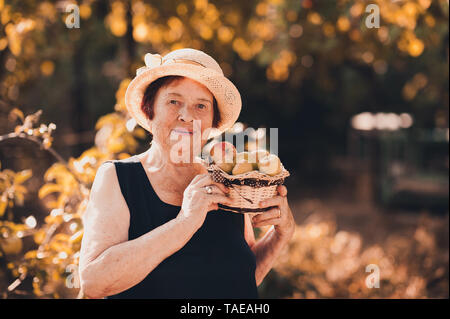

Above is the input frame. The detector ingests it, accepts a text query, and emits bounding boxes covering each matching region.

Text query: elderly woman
[79,48,295,299]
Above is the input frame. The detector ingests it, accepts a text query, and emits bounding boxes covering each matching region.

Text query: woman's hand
[251,185,295,242]
[178,173,233,230]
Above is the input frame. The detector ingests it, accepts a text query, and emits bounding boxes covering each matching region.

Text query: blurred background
[0,0,448,298]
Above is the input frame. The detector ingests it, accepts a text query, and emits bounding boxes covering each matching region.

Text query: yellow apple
[232,152,256,175]
[249,149,269,169]
[235,152,249,163]
[216,162,234,174]
[210,141,236,165]
[258,154,282,176]
[232,162,254,175]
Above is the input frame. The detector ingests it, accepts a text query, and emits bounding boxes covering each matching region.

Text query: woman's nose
[178,104,194,122]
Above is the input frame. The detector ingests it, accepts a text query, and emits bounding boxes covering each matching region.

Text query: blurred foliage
[0,80,146,297]
[1,0,448,115]
[259,205,448,298]
[0,0,448,179]
[0,0,448,298]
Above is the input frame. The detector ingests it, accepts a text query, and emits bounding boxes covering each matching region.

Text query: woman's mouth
[172,128,193,135]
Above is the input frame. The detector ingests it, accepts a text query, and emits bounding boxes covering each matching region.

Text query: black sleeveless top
[104,157,258,299]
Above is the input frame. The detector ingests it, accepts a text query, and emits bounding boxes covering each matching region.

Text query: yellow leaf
[118,153,131,160]
[3,169,15,179]
[9,108,24,122]
[133,127,147,139]
[52,271,60,282]
[14,184,27,194]
[79,147,102,160]
[0,236,22,255]
[70,230,83,244]
[53,233,70,242]
[38,183,62,199]
[14,169,32,184]
[0,198,7,217]
[14,191,24,206]
[24,250,37,259]
[108,139,126,153]
[33,230,46,245]
[95,113,121,130]
[44,163,69,182]
[45,200,59,209]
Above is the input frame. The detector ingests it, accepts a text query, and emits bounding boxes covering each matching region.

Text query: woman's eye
[197,104,206,109]
[169,100,178,105]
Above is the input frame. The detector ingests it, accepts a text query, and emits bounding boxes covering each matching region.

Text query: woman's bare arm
[251,226,290,286]
[244,213,293,287]
[78,162,199,299]
[244,213,256,248]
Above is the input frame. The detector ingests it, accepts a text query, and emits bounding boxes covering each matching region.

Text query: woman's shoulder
[97,156,143,187]
[104,155,139,164]
[90,159,134,211]
[99,156,140,171]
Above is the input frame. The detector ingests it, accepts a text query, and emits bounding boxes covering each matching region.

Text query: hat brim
[125,63,242,138]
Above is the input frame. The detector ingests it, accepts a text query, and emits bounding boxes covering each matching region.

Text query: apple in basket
[258,154,282,176]
[249,149,269,169]
[209,141,236,174]
[232,152,254,175]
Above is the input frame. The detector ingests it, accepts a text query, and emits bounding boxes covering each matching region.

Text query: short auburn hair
[140,75,220,128]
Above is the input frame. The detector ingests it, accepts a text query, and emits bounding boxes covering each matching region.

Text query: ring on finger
[204,185,213,194]
[277,208,281,218]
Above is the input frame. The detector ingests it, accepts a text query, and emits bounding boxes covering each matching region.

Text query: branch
[0,132,67,165]
[0,132,89,188]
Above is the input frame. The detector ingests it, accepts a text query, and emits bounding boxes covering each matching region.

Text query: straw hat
[125,48,242,138]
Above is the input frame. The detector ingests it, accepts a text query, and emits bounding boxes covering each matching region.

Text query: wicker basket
[206,163,290,213]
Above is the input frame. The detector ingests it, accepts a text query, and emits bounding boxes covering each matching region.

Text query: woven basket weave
[206,163,290,213]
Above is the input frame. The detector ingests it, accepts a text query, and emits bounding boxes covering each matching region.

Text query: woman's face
[150,77,215,162]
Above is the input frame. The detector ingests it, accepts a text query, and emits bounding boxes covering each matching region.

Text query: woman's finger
[201,184,229,195]
[258,196,284,208]
[277,185,288,197]
[203,182,230,195]
[252,217,283,228]
[195,175,230,194]
[190,173,208,185]
[204,193,234,206]
[211,182,230,195]
[252,207,280,224]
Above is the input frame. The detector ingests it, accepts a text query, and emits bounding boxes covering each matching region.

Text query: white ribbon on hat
[135,53,206,76]
[135,53,163,76]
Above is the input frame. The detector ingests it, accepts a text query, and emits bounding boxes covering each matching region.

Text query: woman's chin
[168,143,204,164]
